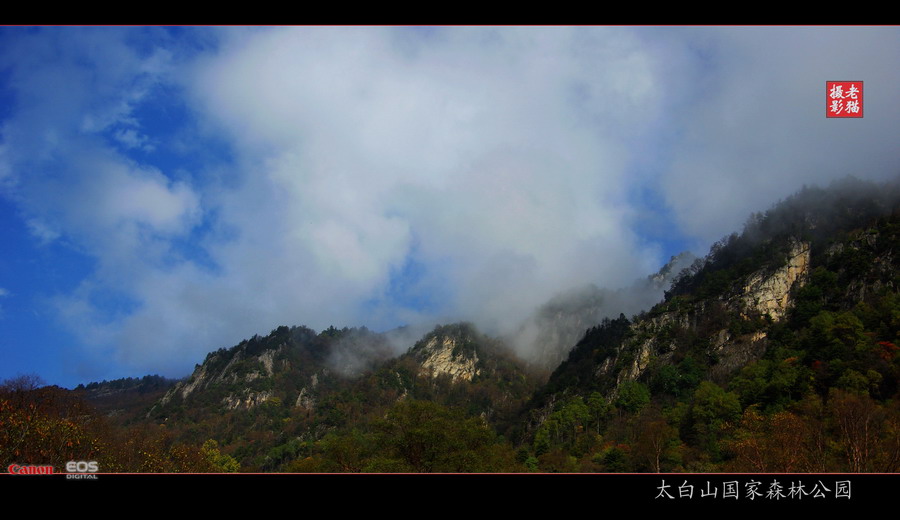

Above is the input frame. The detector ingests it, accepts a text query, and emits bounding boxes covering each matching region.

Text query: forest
[3,177,900,473]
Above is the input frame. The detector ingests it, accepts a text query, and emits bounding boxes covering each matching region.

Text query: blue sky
[1,27,898,388]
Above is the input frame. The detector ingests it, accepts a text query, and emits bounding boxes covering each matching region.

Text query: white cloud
[25,218,61,244]
[113,128,154,151]
[3,27,899,379]
[182,27,664,339]
[658,27,900,242]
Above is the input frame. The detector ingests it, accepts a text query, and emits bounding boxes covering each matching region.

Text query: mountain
[8,176,900,473]
[402,323,541,428]
[519,177,900,471]
[145,320,538,469]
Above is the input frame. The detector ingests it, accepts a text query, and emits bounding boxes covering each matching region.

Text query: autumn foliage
[0,375,226,472]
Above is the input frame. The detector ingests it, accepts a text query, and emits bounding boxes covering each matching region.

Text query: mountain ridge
[26,175,900,472]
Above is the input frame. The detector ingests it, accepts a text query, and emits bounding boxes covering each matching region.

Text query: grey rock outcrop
[417,334,481,383]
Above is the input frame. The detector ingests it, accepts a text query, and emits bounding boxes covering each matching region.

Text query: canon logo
[7,464,54,475]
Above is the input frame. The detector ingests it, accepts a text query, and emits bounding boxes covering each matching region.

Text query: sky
[0,26,898,388]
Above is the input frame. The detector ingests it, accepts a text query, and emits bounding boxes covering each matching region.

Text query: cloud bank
[0,27,898,383]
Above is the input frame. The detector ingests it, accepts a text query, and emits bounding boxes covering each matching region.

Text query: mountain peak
[410,323,482,383]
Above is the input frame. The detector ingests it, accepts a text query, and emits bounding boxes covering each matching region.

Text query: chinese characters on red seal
[826,81,863,118]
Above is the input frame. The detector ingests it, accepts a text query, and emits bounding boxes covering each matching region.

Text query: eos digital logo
[66,460,99,480]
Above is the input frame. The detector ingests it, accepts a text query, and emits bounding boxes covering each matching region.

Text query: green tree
[587,392,611,434]
[616,381,650,414]
[371,400,516,472]
[690,381,741,459]
[202,440,240,472]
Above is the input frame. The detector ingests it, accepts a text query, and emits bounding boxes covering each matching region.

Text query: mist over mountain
[2,27,898,388]
[514,176,900,471]
[1,25,899,476]
[8,176,900,473]
[510,251,697,370]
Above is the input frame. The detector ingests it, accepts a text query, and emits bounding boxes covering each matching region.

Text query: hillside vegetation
[4,177,900,472]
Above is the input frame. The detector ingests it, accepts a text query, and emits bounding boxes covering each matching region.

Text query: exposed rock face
[594,239,811,393]
[295,388,315,410]
[259,349,277,377]
[396,323,537,424]
[418,335,481,383]
[223,390,273,410]
[617,337,653,388]
[737,239,811,322]
[591,309,685,394]
[175,363,210,402]
[611,310,686,386]
[159,344,285,409]
[295,373,319,410]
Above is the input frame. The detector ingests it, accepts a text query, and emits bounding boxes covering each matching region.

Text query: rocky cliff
[591,238,812,393]
[407,323,498,384]
[736,239,811,322]
[416,334,481,383]
[153,325,354,417]
[159,342,285,411]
